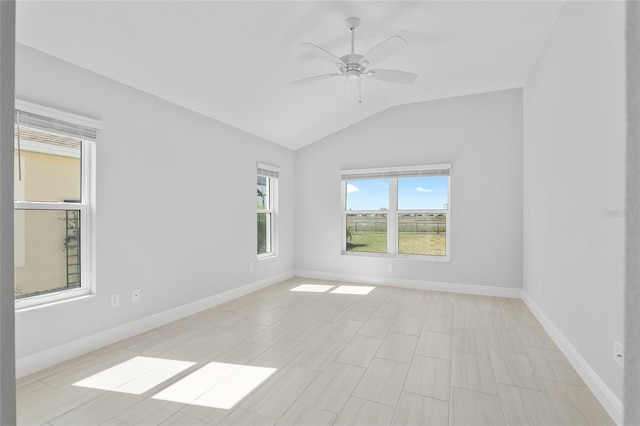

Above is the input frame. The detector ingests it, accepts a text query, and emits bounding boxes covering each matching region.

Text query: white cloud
[416,187,434,192]
[347,184,360,193]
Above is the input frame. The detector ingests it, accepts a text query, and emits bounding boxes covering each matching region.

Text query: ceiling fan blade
[345,78,361,102]
[300,43,346,66]
[290,73,342,86]
[366,69,417,84]
[361,35,408,66]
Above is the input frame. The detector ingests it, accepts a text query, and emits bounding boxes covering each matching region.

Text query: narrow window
[257,163,279,259]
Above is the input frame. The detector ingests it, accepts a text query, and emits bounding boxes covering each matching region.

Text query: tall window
[257,163,279,259]
[14,101,100,308]
[341,164,450,261]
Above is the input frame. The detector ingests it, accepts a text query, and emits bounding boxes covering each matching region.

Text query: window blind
[340,164,450,181]
[16,110,98,140]
[257,162,280,178]
[15,99,102,140]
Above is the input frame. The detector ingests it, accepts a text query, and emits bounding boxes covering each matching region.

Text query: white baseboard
[295,269,522,298]
[16,270,295,378]
[522,291,624,426]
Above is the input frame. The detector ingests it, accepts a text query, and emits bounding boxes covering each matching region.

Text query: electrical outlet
[388,264,394,273]
[132,289,141,303]
[249,262,254,272]
[111,293,120,308]
[614,340,624,367]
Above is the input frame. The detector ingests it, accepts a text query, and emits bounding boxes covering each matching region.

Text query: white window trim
[14,102,99,310]
[257,163,279,260]
[341,164,451,262]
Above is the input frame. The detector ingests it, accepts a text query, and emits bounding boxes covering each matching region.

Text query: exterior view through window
[14,103,99,307]
[342,165,450,259]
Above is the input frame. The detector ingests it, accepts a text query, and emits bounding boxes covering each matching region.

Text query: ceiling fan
[291,17,417,103]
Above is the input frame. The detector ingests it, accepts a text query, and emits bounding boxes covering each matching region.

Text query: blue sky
[346,177,449,210]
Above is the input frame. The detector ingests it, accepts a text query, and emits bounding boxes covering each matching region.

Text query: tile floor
[17,278,615,425]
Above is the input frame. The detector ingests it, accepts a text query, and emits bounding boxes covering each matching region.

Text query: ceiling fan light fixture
[345,69,360,80]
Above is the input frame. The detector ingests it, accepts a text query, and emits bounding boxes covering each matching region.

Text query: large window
[341,164,450,260]
[14,101,100,308]
[257,163,279,259]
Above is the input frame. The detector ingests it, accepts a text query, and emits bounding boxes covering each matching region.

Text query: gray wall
[626,1,640,424]
[295,89,523,290]
[523,0,625,407]
[0,1,16,423]
[14,44,295,364]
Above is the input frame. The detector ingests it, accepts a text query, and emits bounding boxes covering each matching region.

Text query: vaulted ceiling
[16,1,563,150]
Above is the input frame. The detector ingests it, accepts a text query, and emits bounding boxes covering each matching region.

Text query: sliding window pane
[257,213,271,254]
[398,213,446,256]
[15,209,81,299]
[346,179,389,211]
[14,127,82,202]
[257,176,269,210]
[398,177,448,210]
[346,213,387,253]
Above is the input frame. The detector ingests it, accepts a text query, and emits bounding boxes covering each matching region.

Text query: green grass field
[347,233,446,256]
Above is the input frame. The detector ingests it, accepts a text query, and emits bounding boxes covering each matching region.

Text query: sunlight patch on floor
[73,356,195,395]
[330,285,375,295]
[289,284,334,293]
[152,362,276,409]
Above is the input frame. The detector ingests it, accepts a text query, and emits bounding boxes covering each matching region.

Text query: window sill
[15,289,93,312]
[257,253,278,261]
[341,251,451,262]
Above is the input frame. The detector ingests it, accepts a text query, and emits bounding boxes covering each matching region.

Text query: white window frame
[257,163,279,260]
[341,164,451,262]
[14,100,100,310]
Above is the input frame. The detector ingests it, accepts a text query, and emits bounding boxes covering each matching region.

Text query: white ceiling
[16,1,563,150]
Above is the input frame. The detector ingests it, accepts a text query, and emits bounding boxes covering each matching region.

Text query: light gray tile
[374,303,404,319]
[114,399,185,425]
[526,347,584,385]
[250,339,310,369]
[159,412,212,425]
[391,315,424,336]
[240,366,317,419]
[451,352,498,395]
[299,361,365,413]
[326,319,365,342]
[453,311,484,331]
[334,397,395,426]
[452,328,489,356]
[422,314,453,334]
[519,326,559,350]
[489,349,544,391]
[357,316,395,339]
[352,358,409,407]
[276,403,336,426]
[416,330,452,360]
[49,392,144,426]
[291,338,345,372]
[336,335,383,367]
[403,355,451,401]
[497,384,562,426]
[391,392,449,426]
[217,408,276,426]
[485,327,527,354]
[543,380,615,425]
[450,387,506,426]
[376,333,418,364]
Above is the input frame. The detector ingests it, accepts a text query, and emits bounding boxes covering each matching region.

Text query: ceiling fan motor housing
[339,53,366,78]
